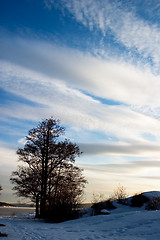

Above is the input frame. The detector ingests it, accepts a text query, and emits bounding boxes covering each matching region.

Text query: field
[1,202,160,240]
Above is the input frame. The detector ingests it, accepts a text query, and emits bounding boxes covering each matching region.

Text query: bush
[131,193,149,207]
[0,232,8,237]
[112,185,128,204]
[45,204,79,222]
[91,193,105,204]
[91,200,116,215]
[145,196,160,210]
[79,208,94,218]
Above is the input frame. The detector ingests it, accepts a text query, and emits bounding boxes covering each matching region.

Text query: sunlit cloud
[79,159,160,199]
[1,36,160,109]
[0,143,17,168]
[1,34,160,148]
[1,57,160,147]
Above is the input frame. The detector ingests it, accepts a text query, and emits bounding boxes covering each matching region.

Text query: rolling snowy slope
[1,205,160,240]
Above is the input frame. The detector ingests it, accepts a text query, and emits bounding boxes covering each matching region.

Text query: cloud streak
[1,36,160,108]
[53,0,160,68]
[1,58,160,146]
[79,143,160,157]
[80,160,160,174]
[1,35,160,148]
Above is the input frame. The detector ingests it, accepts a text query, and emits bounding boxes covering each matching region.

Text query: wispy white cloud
[1,36,160,149]
[47,0,160,69]
[1,58,160,145]
[1,36,160,108]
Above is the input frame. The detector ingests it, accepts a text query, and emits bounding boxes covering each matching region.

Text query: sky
[1,0,160,203]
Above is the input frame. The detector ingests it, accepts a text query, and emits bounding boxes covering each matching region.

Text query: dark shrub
[45,204,79,222]
[91,200,116,215]
[131,194,149,207]
[145,196,160,210]
[0,232,8,237]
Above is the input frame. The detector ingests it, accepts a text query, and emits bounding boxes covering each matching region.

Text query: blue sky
[1,0,160,202]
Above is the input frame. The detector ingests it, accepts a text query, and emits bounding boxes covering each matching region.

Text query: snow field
[1,208,160,240]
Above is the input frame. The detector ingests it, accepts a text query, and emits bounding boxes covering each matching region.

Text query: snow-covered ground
[1,203,160,240]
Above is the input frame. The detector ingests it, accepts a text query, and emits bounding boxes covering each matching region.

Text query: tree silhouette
[11,117,87,219]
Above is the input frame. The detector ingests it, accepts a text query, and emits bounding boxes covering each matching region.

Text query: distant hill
[13,203,35,208]
[0,202,14,207]
[0,202,35,208]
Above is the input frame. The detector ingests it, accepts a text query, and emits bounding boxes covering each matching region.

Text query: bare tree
[91,193,105,204]
[52,162,87,206]
[11,166,41,217]
[11,117,87,219]
[112,185,128,204]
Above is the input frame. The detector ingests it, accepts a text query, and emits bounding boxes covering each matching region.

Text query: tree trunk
[40,154,45,217]
[40,127,50,217]
[35,195,40,218]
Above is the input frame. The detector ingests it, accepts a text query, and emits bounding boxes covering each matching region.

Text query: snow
[100,209,110,214]
[142,191,160,199]
[1,205,160,240]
